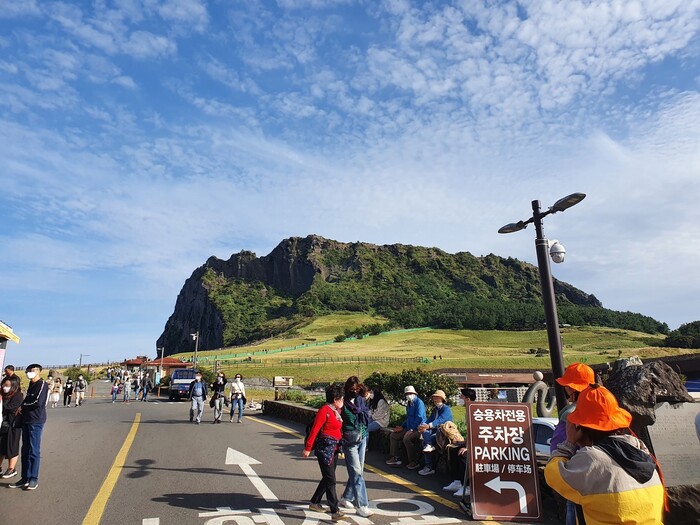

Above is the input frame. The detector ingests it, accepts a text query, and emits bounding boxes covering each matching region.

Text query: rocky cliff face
[157,234,603,356]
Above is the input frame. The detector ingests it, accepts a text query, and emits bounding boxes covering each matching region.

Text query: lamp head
[498,221,527,234]
[551,192,586,213]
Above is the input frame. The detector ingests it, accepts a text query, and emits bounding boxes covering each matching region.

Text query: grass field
[168,313,698,386]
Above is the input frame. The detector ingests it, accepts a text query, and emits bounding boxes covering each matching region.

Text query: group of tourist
[0,364,48,491]
[186,371,247,424]
[301,364,667,525]
[110,371,153,403]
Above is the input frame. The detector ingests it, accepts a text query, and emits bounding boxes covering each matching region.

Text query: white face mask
[434,401,444,408]
[195,376,201,382]
[406,394,416,402]
[26,371,37,380]
[368,392,374,400]
[79,376,83,380]
[2,386,10,393]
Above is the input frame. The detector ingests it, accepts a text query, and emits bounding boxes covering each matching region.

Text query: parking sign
[467,402,542,521]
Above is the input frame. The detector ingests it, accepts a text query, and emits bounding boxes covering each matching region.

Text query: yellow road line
[82,412,141,525]
[249,415,472,515]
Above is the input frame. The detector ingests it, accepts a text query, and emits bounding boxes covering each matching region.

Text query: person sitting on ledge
[386,386,426,469]
[418,390,453,476]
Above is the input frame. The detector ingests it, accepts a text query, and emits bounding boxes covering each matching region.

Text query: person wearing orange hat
[545,384,664,525]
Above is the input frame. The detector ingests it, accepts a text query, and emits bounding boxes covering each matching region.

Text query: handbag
[0,420,10,435]
[342,429,362,445]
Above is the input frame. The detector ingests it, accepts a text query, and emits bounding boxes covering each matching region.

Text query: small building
[145,357,189,379]
[0,320,20,371]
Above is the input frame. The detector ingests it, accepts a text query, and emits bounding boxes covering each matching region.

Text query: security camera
[549,240,566,264]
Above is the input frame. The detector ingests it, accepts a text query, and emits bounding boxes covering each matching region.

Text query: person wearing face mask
[187,371,208,424]
[303,383,346,522]
[10,364,48,490]
[0,375,23,479]
[63,377,74,407]
[49,377,62,408]
[229,373,246,423]
[366,389,389,433]
[74,374,87,407]
[386,385,426,469]
[417,390,454,476]
[211,372,226,424]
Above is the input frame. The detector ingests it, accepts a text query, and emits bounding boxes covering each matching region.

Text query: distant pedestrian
[74,375,87,407]
[229,373,245,423]
[303,383,345,522]
[211,372,226,424]
[187,372,208,424]
[49,378,62,408]
[63,377,73,407]
[0,375,23,479]
[10,364,49,490]
[131,377,139,400]
[140,374,153,402]
[111,379,121,403]
[2,365,19,386]
[122,375,131,403]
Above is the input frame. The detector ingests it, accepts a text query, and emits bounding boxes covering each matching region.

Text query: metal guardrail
[280,356,429,365]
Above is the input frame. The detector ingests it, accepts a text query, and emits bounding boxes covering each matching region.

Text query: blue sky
[2,0,699,367]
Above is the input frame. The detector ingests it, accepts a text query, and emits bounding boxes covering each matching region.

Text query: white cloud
[157,0,209,32]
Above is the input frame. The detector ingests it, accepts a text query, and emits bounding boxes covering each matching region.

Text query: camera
[549,240,566,264]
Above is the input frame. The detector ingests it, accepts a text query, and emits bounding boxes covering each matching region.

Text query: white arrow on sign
[484,476,528,513]
[226,448,278,502]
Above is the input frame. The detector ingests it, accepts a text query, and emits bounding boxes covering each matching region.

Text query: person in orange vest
[545,384,664,525]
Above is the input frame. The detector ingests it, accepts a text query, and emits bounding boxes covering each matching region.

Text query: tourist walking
[545,384,664,525]
[140,374,153,402]
[111,378,121,403]
[187,372,208,424]
[0,375,23,479]
[303,383,345,522]
[63,377,73,407]
[229,373,245,423]
[122,374,131,403]
[211,372,226,424]
[338,376,372,518]
[49,378,62,408]
[74,375,87,407]
[10,364,49,490]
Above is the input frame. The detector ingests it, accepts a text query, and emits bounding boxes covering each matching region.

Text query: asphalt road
[0,380,557,525]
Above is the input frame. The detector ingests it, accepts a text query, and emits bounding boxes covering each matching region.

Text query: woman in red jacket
[303,383,345,521]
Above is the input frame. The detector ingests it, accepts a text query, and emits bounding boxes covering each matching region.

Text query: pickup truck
[169,368,197,400]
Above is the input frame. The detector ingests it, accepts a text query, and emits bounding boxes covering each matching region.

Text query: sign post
[467,402,542,521]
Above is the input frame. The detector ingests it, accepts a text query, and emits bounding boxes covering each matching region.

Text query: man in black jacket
[10,363,48,490]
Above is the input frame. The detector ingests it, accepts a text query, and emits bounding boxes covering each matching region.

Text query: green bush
[159,376,171,388]
[63,366,91,384]
[388,403,406,427]
[284,389,308,403]
[305,396,326,409]
[382,368,459,405]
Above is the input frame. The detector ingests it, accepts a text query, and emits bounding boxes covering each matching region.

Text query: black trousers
[311,453,339,512]
[447,446,468,484]
[63,391,72,406]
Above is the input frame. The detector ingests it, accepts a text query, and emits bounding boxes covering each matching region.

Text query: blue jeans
[142,389,148,401]
[21,424,44,482]
[112,388,118,402]
[230,397,244,421]
[422,430,437,468]
[342,437,368,507]
[367,421,382,433]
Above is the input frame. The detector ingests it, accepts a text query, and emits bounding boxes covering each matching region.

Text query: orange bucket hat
[556,363,595,392]
[567,384,632,431]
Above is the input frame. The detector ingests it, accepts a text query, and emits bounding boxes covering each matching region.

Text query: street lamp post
[79,353,91,368]
[499,192,586,411]
[157,347,165,383]
[190,331,199,371]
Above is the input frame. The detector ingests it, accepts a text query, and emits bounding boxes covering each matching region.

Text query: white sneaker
[356,506,372,517]
[418,466,435,476]
[443,480,462,491]
[339,498,354,509]
[454,486,471,497]
[422,444,435,452]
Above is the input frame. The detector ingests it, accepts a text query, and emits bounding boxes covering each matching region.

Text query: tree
[381,368,459,406]
[665,320,700,348]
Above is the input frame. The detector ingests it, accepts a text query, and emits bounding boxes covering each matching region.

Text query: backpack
[436,421,464,450]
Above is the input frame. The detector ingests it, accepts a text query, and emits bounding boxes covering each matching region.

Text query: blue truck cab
[169,368,197,400]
